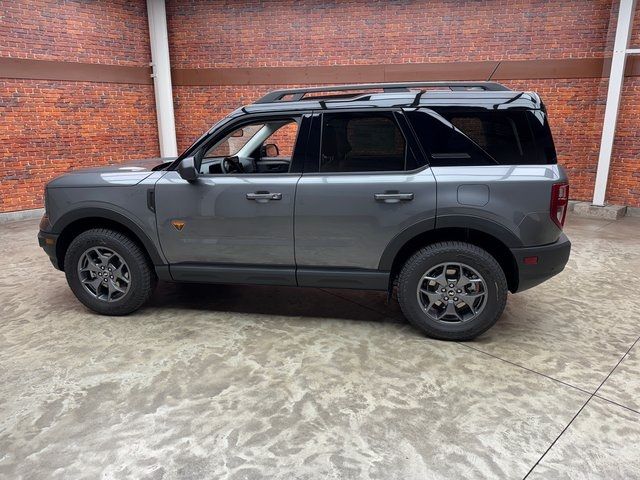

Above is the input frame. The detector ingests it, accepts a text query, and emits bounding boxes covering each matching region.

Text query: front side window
[206,124,264,158]
[199,117,300,174]
[320,112,407,173]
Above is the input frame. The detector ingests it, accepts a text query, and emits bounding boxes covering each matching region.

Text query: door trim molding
[297,267,389,290]
[169,263,297,286]
[167,263,390,291]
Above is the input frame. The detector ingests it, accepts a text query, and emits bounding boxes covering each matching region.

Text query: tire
[64,228,156,315]
[397,241,507,341]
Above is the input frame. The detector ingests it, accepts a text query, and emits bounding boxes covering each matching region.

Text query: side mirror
[261,143,279,158]
[177,156,198,182]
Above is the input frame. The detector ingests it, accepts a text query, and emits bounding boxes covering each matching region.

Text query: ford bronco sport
[38,81,571,340]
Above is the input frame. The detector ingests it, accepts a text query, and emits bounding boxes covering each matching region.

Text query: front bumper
[38,229,61,270]
[511,233,571,292]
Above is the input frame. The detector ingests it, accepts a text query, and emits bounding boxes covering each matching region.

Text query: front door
[155,114,307,285]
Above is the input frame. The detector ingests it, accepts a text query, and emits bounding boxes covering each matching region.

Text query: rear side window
[406,110,494,166]
[407,108,556,166]
[320,112,410,172]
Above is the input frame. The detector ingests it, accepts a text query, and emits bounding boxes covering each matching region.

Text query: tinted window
[406,110,495,166]
[407,109,554,166]
[527,109,557,164]
[320,112,407,172]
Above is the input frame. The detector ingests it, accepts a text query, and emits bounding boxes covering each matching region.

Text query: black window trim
[303,107,429,176]
[172,110,312,176]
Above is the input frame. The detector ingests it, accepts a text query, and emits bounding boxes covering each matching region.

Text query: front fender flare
[52,206,165,265]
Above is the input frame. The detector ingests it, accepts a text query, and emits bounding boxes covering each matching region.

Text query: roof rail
[254,81,510,104]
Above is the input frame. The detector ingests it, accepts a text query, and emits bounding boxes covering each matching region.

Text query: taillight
[550,182,569,229]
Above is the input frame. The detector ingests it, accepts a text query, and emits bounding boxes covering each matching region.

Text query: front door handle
[374,192,414,203]
[246,192,282,202]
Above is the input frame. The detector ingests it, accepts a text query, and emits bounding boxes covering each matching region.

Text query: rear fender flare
[378,215,522,271]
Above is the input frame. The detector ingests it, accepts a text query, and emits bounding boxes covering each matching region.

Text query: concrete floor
[1,214,639,480]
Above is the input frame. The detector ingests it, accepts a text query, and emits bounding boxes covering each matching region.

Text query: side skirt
[297,267,389,290]
[161,264,390,291]
[168,264,296,286]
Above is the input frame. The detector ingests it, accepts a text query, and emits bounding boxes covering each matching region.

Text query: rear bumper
[510,233,571,293]
[38,230,61,270]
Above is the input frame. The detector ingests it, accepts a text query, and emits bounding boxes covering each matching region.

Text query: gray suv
[38,81,571,340]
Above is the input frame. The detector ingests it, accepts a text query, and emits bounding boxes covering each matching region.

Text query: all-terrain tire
[64,228,156,315]
[397,241,508,340]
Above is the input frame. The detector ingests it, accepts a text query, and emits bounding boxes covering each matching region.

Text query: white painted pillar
[592,0,637,206]
[147,0,178,158]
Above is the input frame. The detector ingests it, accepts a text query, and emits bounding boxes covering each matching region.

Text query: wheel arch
[381,219,520,292]
[52,208,164,271]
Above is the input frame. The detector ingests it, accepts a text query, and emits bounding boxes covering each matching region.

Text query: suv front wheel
[64,228,156,315]
[397,241,508,340]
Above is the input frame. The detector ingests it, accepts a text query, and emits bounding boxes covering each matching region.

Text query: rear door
[294,110,437,288]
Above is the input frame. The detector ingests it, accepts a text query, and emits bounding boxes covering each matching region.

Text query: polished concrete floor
[1,214,639,480]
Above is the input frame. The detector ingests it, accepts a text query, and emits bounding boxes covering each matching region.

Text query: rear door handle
[374,192,414,203]
[246,192,282,202]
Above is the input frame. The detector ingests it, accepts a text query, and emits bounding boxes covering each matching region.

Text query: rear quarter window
[407,108,556,166]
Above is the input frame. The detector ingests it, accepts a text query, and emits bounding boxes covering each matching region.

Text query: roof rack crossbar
[254,81,510,104]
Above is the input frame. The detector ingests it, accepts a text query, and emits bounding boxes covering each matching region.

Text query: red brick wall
[0,0,151,65]
[608,77,640,206]
[166,0,639,208]
[633,3,640,46]
[0,79,158,211]
[1,0,639,212]
[0,0,157,213]
[166,0,615,67]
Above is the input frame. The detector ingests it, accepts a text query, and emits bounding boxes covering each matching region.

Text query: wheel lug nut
[444,296,449,301]
[110,275,114,279]
[441,288,446,292]
[454,297,458,301]
[449,284,454,288]
[457,289,462,293]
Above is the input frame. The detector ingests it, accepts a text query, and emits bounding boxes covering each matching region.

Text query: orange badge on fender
[171,220,186,231]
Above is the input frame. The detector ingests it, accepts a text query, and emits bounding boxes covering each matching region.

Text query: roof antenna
[487,62,501,81]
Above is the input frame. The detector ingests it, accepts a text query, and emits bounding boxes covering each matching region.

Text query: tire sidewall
[399,245,506,339]
[65,231,147,314]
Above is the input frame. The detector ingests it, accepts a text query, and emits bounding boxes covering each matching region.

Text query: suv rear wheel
[397,241,507,340]
[64,228,156,315]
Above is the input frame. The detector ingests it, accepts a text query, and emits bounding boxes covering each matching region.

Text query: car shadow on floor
[147,281,407,325]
